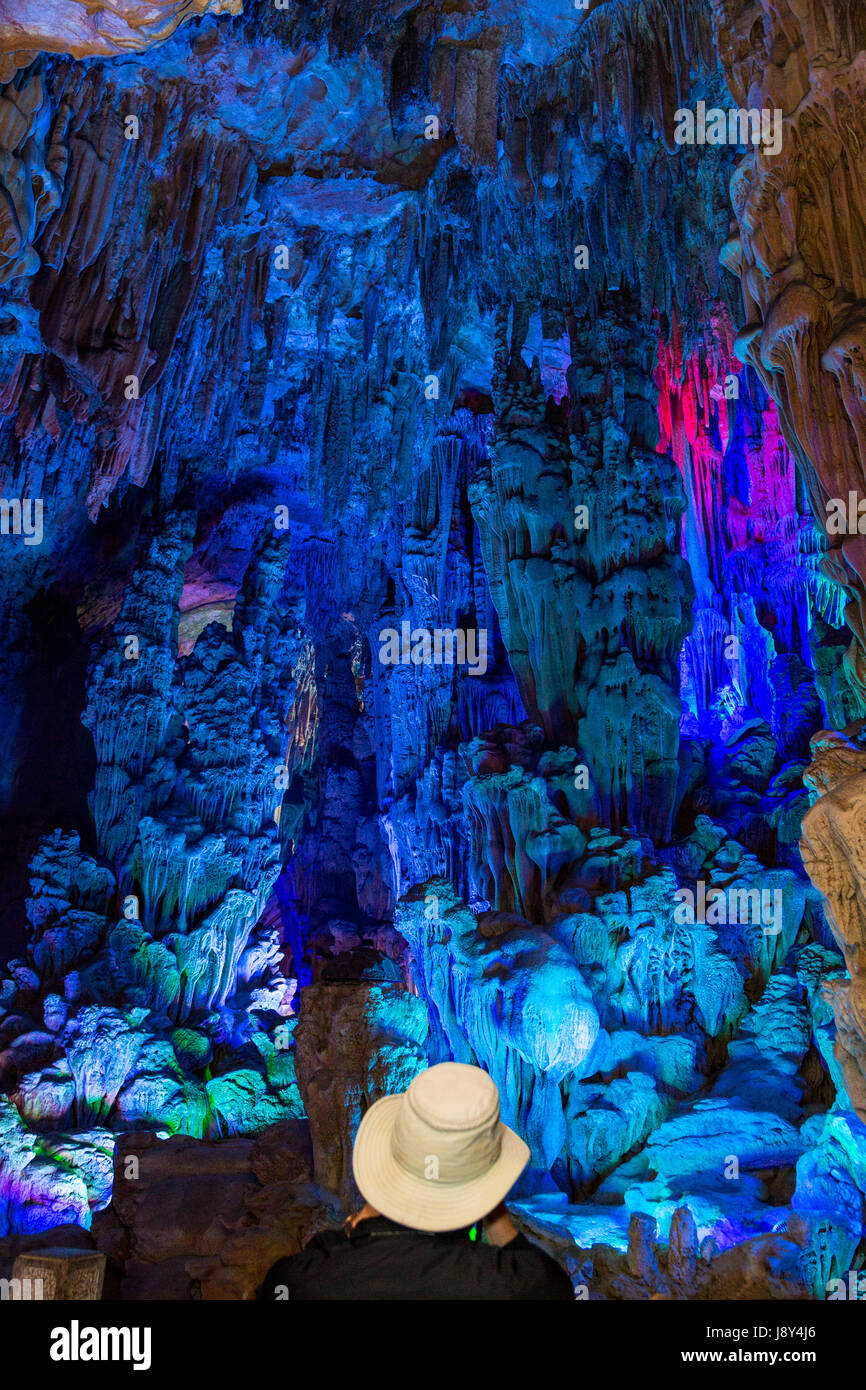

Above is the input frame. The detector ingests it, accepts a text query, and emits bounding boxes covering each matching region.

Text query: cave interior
[1,0,866,1302]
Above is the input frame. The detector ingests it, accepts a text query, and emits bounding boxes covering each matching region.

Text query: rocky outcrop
[469,303,693,841]
[714,0,866,707]
[398,879,600,1180]
[293,983,427,1209]
[92,1120,331,1300]
[517,1202,811,1299]
[0,0,240,61]
[0,514,310,1231]
[800,728,866,1119]
[0,0,863,1303]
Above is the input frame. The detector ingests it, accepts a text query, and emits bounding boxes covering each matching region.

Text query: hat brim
[352,1094,530,1232]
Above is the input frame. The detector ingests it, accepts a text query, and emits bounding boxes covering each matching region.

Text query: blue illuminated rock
[0,0,862,1301]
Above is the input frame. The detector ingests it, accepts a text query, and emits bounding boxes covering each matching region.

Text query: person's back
[260,1213,574,1301]
[258,1063,575,1301]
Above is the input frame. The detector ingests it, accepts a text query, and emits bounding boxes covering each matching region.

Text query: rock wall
[0,0,864,1299]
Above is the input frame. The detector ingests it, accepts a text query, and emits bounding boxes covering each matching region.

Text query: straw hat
[352,1062,529,1232]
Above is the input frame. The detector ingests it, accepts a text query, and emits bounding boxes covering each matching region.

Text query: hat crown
[391,1063,502,1185]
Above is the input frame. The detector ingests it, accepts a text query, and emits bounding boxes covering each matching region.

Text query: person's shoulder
[494,1235,576,1301]
[256,1231,345,1299]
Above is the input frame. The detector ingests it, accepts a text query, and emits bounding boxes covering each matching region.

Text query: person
[258,1061,575,1300]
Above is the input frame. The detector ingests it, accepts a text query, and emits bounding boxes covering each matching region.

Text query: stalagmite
[0,0,863,1310]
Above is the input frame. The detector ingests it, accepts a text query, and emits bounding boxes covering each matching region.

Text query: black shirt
[257,1216,575,1301]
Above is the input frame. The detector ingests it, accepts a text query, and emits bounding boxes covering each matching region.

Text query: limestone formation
[0,0,863,1305]
[801,728,866,1119]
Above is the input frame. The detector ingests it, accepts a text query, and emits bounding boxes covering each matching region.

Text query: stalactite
[0,0,862,1300]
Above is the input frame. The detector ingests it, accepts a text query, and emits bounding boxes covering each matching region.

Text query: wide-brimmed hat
[352,1062,529,1232]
